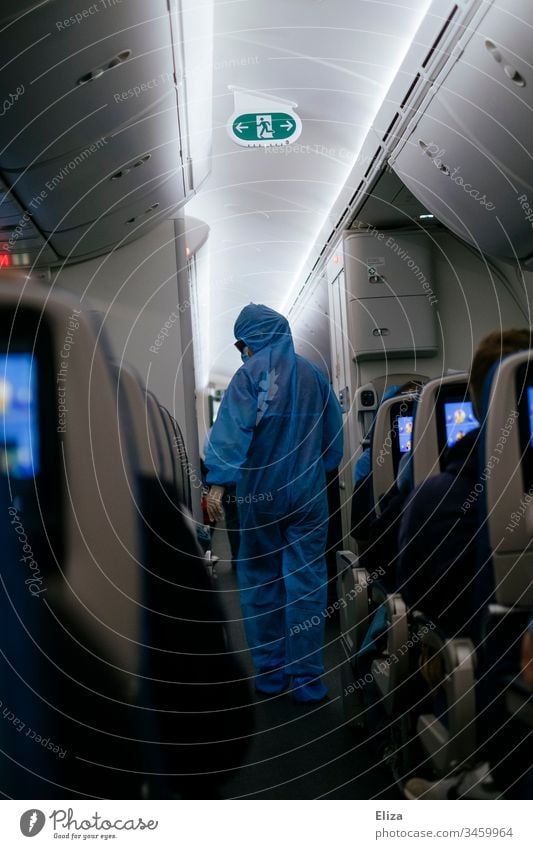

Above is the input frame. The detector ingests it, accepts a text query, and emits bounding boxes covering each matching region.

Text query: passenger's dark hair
[399,379,426,395]
[469,328,532,418]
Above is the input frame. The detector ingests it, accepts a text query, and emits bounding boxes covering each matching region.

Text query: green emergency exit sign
[229,111,302,147]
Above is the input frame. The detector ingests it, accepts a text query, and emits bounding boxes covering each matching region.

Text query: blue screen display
[0,353,39,478]
[444,400,479,447]
[529,387,533,447]
[398,415,413,453]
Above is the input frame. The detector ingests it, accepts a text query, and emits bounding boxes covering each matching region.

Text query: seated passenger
[396,329,531,638]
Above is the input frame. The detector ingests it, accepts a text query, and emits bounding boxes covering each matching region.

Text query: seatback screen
[397,415,413,453]
[388,398,415,477]
[444,400,479,447]
[0,353,39,478]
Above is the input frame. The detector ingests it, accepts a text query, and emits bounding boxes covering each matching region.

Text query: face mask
[235,339,247,363]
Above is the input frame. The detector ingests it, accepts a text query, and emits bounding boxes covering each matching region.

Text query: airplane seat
[363,376,480,776]
[412,373,474,487]
[479,350,533,611]
[339,385,422,728]
[0,282,254,799]
[145,390,175,485]
[473,350,533,784]
[350,378,420,544]
[387,374,481,778]
[113,360,188,527]
[112,363,254,796]
[113,363,192,512]
[355,390,420,596]
[368,586,410,716]
[411,352,533,791]
[136,473,255,795]
[351,381,422,549]
[0,280,143,798]
[159,405,192,511]
[372,391,418,514]
[336,550,372,728]
[414,623,477,777]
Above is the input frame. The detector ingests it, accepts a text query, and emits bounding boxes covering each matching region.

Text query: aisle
[210,526,402,800]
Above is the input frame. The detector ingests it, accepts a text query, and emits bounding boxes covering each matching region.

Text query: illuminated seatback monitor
[0,353,39,478]
[443,400,479,447]
[389,398,415,477]
[397,415,413,454]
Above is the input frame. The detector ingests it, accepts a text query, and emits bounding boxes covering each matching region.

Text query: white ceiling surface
[186,0,432,381]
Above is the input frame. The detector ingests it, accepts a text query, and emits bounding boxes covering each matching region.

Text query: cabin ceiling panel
[187,0,433,379]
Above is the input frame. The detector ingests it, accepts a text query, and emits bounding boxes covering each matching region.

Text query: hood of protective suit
[234,304,294,357]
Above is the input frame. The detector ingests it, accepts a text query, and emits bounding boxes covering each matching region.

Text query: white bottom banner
[0,800,529,847]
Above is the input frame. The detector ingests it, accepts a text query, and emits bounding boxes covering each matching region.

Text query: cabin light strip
[279,0,437,315]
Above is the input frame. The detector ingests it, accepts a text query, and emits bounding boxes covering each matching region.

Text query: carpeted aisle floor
[209,525,402,800]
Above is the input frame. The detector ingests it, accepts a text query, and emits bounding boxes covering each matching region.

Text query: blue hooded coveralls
[205,305,343,695]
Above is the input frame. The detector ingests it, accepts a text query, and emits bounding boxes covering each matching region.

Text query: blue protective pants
[237,498,329,678]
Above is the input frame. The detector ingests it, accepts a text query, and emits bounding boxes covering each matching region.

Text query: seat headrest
[0,281,141,672]
[412,372,474,487]
[372,392,418,512]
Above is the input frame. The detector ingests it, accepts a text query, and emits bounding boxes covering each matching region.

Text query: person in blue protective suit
[204,304,344,703]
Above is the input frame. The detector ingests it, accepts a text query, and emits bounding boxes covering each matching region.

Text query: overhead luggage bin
[390,0,533,264]
[0,0,214,264]
[0,0,175,170]
[44,172,184,259]
[5,97,185,232]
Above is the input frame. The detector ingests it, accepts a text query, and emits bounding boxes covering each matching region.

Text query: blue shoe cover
[292,676,328,703]
[255,668,291,695]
